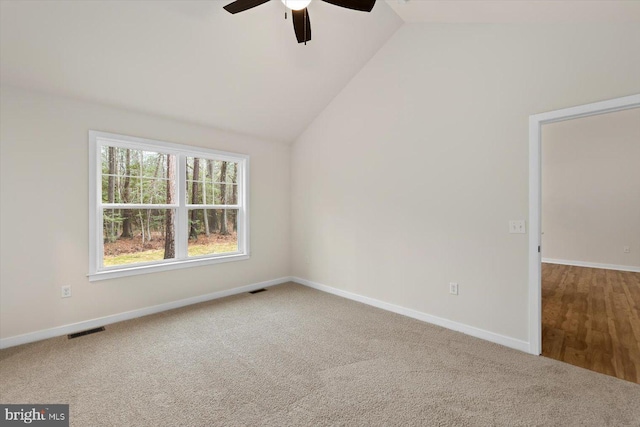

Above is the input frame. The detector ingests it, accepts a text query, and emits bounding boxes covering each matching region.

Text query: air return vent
[68,327,105,339]
[249,288,267,294]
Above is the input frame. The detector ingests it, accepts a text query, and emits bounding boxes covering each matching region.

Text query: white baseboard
[542,258,640,273]
[0,276,293,350]
[291,277,531,354]
[2,275,534,354]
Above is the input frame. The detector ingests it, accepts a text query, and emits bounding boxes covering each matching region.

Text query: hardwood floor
[542,263,640,383]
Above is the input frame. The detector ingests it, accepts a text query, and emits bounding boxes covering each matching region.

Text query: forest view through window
[89,131,249,280]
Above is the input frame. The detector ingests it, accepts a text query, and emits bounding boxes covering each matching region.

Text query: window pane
[101,174,109,203]
[187,209,238,257]
[185,158,240,205]
[220,161,239,184]
[101,146,120,203]
[213,183,238,205]
[101,146,175,205]
[186,157,214,205]
[101,174,126,203]
[142,151,168,178]
[141,177,168,204]
[115,147,142,177]
[204,178,214,205]
[103,208,175,266]
[127,177,142,204]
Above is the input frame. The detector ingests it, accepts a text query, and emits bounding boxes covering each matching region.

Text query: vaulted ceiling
[0,0,402,143]
[387,0,640,23]
[2,1,638,143]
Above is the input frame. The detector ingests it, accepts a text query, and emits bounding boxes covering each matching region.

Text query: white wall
[542,108,640,269]
[291,23,640,344]
[0,86,290,340]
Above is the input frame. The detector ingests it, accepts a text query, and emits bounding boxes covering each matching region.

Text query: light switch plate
[449,282,458,295]
[509,220,526,234]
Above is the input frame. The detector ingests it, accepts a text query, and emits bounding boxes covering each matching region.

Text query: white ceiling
[2,1,638,144]
[0,0,402,143]
[386,0,640,23]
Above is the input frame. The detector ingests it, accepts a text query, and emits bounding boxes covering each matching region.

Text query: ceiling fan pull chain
[304,8,307,45]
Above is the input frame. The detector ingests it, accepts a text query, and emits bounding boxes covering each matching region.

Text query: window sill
[88,253,250,282]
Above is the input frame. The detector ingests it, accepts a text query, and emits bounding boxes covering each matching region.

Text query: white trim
[89,135,101,276]
[240,156,250,256]
[176,153,188,259]
[88,130,250,281]
[90,131,249,162]
[88,253,250,282]
[542,258,640,273]
[0,277,292,349]
[292,277,530,353]
[101,203,178,209]
[185,204,241,209]
[528,94,640,356]
[528,114,542,356]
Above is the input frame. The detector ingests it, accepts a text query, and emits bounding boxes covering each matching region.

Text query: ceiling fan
[223,0,377,44]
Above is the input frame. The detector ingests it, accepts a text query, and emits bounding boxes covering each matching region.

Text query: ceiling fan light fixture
[281,0,312,10]
[224,0,376,44]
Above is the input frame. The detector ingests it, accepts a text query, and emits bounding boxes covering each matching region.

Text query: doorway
[528,94,640,380]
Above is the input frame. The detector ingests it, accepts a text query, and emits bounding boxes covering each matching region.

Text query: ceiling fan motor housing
[223,0,377,44]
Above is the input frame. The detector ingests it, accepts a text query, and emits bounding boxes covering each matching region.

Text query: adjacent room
[1,1,639,425]
[540,108,640,381]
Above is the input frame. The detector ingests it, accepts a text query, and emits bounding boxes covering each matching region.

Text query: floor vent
[68,327,105,339]
[249,288,267,294]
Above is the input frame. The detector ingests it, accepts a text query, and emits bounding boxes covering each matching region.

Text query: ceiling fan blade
[223,0,270,14]
[292,8,311,44]
[321,0,376,12]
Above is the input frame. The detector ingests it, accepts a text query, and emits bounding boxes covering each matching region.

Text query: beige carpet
[1,283,639,427]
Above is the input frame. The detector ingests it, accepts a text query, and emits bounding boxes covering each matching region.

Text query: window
[89,131,249,281]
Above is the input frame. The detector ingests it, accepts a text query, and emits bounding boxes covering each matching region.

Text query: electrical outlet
[623,246,630,253]
[449,282,458,295]
[61,285,72,298]
[509,220,526,234]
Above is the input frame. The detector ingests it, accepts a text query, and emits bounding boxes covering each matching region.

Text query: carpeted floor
[1,282,639,426]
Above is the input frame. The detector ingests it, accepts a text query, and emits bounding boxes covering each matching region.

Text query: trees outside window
[89,131,249,281]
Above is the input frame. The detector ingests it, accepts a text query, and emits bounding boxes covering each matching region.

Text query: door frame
[527,93,640,355]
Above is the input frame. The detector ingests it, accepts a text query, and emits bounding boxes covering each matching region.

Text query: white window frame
[88,131,250,281]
